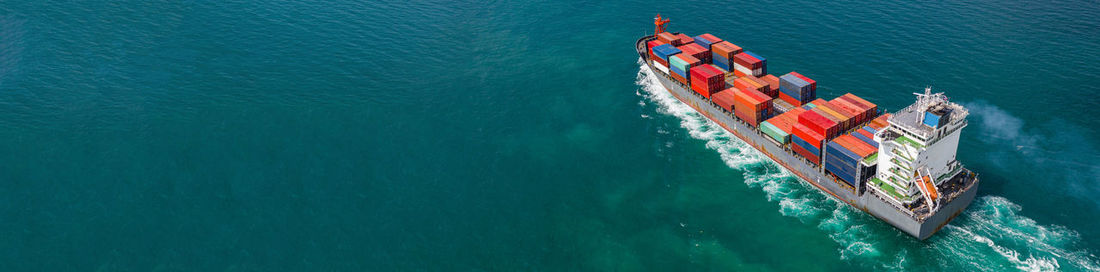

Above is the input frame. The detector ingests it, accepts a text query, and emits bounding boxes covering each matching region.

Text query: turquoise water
[1,1,1099,271]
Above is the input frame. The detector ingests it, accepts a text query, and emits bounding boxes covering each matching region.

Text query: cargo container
[690,64,725,98]
[651,44,682,67]
[669,54,701,83]
[711,89,737,113]
[733,88,773,127]
[759,74,780,97]
[711,41,743,71]
[675,33,694,46]
[677,43,710,64]
[657,32,678,45]
[653,61,670,75]
[733,52,765,77]
[817,102,853,131]
[799,109,839,139]
[647,40,666,55]
[789,72,816,92]
[693,33,722,50]
[779,73,815,105]
[772,98,795,114]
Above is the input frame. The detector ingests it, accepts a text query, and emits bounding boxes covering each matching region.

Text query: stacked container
[669,54,701,86]
[792,122,825,164]
[761,107,806,144]
[651,44,682,68]
[853,125,878,148]
[817,101,855,133]
[693,34,723,50]
[690,64,725,98]
[760,74,781,98]
[732,76,769,96]
[675,33,694,46]
[824,135,877,186]
[657,32,678,45]
[772,98,795,114]
[710,41,743,71]
[732,88,773,127]
[836,93,879,124]
[733,52,766,77]
[800,109,840,139]
[778,72,816,106]
[711,89,737,113]
[678,43,710,64]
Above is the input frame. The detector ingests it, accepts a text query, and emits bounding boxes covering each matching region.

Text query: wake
[634,60,1100,271]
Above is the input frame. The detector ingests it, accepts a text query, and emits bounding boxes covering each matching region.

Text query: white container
[654,62,670,74]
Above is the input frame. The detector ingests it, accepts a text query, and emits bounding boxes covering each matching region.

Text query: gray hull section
[642,54,976,240]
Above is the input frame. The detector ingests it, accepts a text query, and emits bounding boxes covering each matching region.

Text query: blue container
[862,126,876,134]
[779,74,811,100]
[744,51,767,64]
[826,162,858,186]
[712,54,731,70]
[825,141,861,165]
[652,44,682,62]
[670,65,687,78]
[825,155,858,177]
[852,133,878,148]
[792,135,821,155]
[693,36,717,49]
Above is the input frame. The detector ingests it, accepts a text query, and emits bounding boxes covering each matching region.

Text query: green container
[760,121,789,144]
[669,55,691,75]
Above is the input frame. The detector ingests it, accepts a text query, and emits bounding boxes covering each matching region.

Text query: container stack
[657,32,678,45]
[675,33,694,46]
[772,98,795,114]
[761,107,806,144]
[792,122,825,164]
[651,44,682,68]
[733,76,770,101]
[669,54,701,86]
[711,89,737,113]
[853,125,878,148]
[800,109,840,140]
[693,34,723,50]
[824,135,877,186]
[732,88,773,127]
[816,101,855,133]
[710,41,743,71]
[837,93,879,124]
[677,43,710,64]
[690,64,725,98]
[760,74,781,98]
[778,72,816,106]
[733,52,766,77]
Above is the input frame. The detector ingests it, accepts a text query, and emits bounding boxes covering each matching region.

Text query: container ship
[638,15,979,240]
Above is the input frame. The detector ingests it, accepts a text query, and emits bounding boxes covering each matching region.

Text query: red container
[760,74,780,94]
[744,76,772,97]
[690,64,725,98]
[712,89,737,112]
[793,122,825,149]
[829,98,865,124]
[792,141,821,164]
[647,40,666,53]
[857,128,874,140]
[651,52,668,67]
[675,33,694,46]
[733,53,763,69]
[799,109,838,139]
[698,33,722,43]
[677,43,710,64]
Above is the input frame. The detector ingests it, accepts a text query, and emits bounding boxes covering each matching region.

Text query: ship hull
[636,36,978,240]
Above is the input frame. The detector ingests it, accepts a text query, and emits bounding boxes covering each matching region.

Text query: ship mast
[654,14,670,36]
